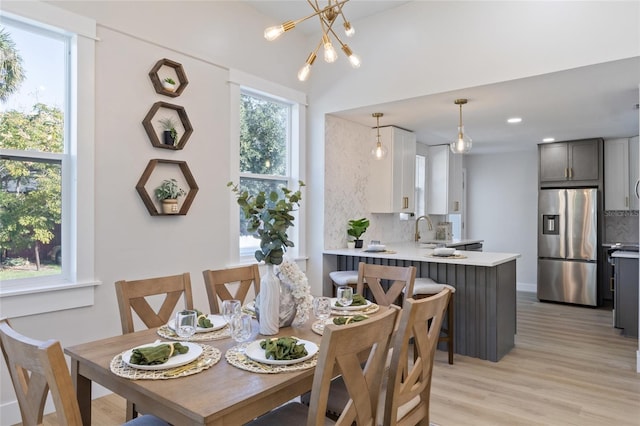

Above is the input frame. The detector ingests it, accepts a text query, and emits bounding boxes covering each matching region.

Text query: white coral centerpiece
[276,258,313,326]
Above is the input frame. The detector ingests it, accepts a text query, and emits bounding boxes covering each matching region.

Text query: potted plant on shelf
[155,178,186,214]
[348,217,370,248]
[158,117,178,146]
[228,180,305,335]
[162,77,177,92]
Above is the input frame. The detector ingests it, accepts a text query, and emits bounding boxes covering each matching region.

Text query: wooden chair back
[0,318,83,426]
[115,273,194,334]
[356,262,416,307]
[306,306,399,426]
[202,265,260,314]
[383,289,451,426]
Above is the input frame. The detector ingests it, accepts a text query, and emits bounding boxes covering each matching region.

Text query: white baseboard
[517,282,536,293]
[1,383,112,424]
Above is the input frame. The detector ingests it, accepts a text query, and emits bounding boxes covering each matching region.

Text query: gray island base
[323,243,519,362]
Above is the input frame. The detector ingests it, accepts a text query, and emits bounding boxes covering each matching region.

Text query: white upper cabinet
[426,145,463,215]
[368,126,416,213]
[605,137,639,211]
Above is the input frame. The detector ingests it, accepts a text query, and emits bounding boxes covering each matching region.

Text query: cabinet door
[629,136,639,210]
[604,138,630,210]
[539,143,568,182]
[400,130,416,212]
[449,151,463,212]
[426,145,449,215]
[569,139,600,181]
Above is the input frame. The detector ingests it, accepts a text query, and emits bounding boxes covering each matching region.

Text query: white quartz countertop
[324,242,519,267]
[418,238,484,247]
[611,251,640,259]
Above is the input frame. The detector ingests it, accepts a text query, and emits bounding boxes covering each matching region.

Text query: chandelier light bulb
[342,45,360,68]
[264,21,295,41]
[297,51,317,82]
[344,21,355,37]
[322,35,338,63]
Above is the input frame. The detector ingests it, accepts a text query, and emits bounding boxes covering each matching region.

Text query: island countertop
[324,242,519,267]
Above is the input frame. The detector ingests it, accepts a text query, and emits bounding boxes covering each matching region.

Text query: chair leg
[126,401,138,420]
[447,292,454,365]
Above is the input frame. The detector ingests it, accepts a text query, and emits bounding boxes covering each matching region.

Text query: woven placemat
[157,324,230,341]
[110,344,221,380]
[225,344,317,374]
[331,303,379,317]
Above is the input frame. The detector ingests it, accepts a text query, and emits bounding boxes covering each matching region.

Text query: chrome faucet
[414,215,433,242]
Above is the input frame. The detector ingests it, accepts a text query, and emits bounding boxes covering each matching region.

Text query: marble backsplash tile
[604,211,639,243]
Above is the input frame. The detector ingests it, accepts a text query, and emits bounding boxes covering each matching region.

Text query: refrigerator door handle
[635,179,639,199]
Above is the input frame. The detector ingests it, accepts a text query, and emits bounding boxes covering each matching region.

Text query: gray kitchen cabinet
[539,139,603,187]
[368,126,416,213]
[629,136,639,210]
[613,253,638,338]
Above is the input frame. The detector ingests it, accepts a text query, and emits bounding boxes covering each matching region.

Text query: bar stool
[329,270,359,297]
[412,277,455,364]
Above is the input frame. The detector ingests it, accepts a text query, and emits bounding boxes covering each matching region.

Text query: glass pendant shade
[371,142,388,159]
[450,126,472,154]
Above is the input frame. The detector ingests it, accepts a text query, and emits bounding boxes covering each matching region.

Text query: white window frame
[0,2,98,318]
[228,69,307,266]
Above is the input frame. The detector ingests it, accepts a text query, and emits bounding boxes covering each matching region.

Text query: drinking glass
[221,299,241,324]
[336,286,353,309]
[313,296,332,330]
[230,313,253,352]
[175,309,197,341]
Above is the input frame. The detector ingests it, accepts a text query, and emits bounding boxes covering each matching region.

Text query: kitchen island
[323,242,520,362]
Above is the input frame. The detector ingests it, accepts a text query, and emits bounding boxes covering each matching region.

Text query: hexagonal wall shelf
[149,58,188,97]
[136,159,199,216]
[142,101,193,150]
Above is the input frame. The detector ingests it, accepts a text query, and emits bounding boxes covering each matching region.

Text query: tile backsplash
[604,211,639,243]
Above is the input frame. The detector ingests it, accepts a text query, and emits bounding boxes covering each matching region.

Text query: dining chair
[0,318,169,426]
[382,289,451,425]
[202,264,260,314]
[115,272,194,334]
[246,306,400,426]
[114,272,193,419]
[356,262,416,307]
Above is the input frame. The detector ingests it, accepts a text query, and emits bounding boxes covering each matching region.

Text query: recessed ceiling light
[507,117,522,124]
[542,137,555,143]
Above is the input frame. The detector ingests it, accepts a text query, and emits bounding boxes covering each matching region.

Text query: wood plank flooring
[30,292,639,425]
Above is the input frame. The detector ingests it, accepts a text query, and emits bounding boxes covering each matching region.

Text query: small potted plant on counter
[347,217,370,248]
[155,178,186,214]
[162,77,177,92]
[158,117,178,146]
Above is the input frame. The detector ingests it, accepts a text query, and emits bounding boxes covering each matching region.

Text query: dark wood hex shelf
[149,58,188,97]
[135,159,199,216]
[142,101,193,150]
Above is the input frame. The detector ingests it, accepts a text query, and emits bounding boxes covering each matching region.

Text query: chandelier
[450,99,472,154]
[263,0,360,81]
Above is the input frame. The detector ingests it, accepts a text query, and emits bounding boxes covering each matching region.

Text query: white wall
[465,151,539,290]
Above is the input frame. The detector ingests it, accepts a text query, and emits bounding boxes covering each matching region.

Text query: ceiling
[246,1,640,154]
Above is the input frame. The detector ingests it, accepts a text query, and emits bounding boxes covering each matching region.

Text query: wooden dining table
[64,319,324,425]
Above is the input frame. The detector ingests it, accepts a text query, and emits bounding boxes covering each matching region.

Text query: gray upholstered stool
[329,270,358,297]
[412,277,455,365]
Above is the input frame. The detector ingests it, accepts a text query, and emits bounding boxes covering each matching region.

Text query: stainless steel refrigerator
[537,188,598,306]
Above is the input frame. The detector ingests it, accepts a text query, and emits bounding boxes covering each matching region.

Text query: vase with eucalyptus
[228,180,305,335]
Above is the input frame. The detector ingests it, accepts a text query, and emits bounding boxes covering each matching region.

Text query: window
[228,70,306,264]
[0,3,97,318]
[238,91,292,258]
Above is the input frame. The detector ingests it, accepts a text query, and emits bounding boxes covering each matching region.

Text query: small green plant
[164,77,176,85]
[154,179,186,201]
[158,117,178,144]
[347,218,370,240]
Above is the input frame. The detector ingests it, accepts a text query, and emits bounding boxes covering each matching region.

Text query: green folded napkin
[195,310,213,328]
[129,342,189,366]
[260,337,308,361]
[332,314,369,325]
[335,294,368,307]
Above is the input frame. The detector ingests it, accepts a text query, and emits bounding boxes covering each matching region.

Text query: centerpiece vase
[258,264,280,335]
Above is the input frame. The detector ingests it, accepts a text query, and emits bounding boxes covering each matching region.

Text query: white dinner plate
[168,314,227,333]
[244,338,318,366]
[330,297,372,311]
[121,341,203,371]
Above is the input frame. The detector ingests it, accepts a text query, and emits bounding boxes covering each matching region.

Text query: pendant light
[450,99,472,154]
[371,113,388,160]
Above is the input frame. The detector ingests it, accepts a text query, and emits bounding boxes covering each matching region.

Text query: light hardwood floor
[32,292,639,425]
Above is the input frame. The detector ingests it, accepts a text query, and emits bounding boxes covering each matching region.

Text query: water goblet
[313,296,332,331]
[336,286,353,312]
[230,313,253,353]
[175,309,197,341]
[222,299,241,324]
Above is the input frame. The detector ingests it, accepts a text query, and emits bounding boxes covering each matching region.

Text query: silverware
[163,357,213,377]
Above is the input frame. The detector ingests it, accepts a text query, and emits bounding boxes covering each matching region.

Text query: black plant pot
[354,239,364,248]
[163,130,176,146]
